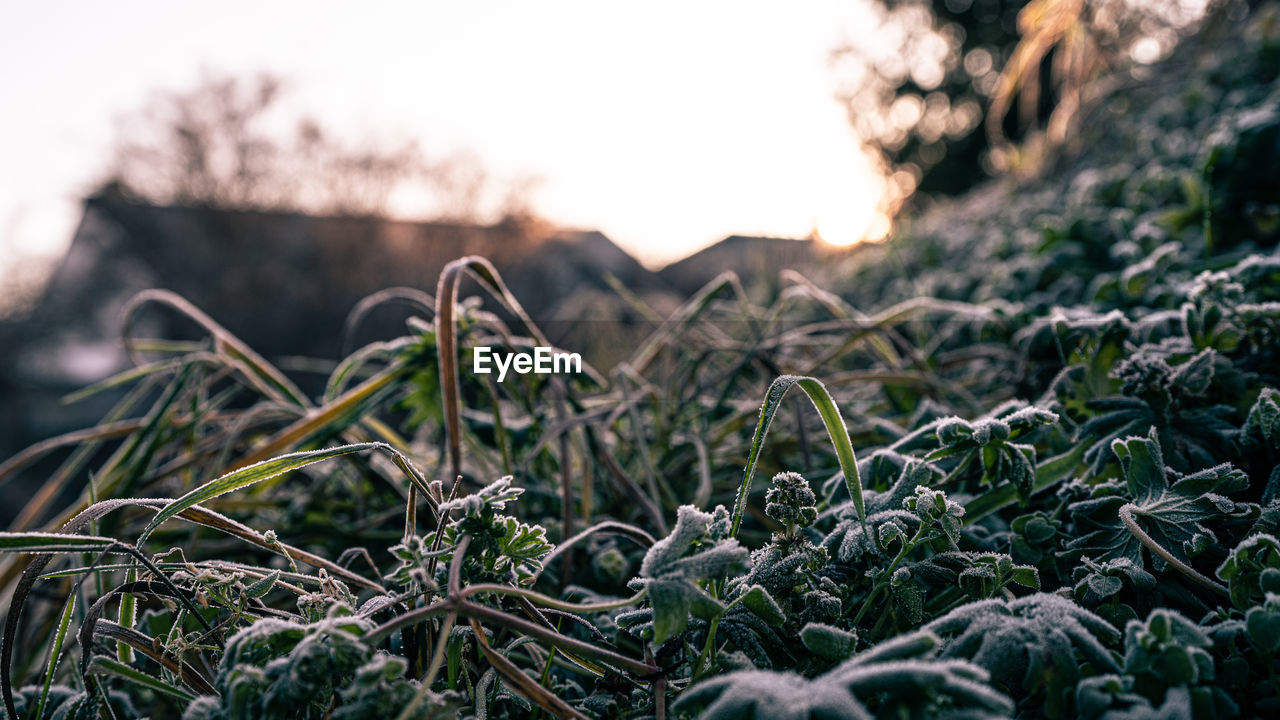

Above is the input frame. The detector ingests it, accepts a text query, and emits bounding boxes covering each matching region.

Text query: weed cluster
[3,4,1280,719]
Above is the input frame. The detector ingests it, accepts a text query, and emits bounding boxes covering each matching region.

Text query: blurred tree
[835,0,1215,214]
[102,70,522,221]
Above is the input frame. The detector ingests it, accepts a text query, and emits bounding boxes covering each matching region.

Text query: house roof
[17,195,669,368]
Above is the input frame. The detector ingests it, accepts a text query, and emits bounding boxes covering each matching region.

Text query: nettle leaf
[891,567,925,624]
[824,509,916,564]
[739,585,786,627]
[925,404,1058,500]
[673,631,1012,720]
[244,570,281,600]
[428,477,555,585]
[1072,556,1157,602]
[800,623,858,660]
[904,486,966,549]
[924,594,1119,713]
[1240,387,1280,451]
[633,505,748,644]
[1216,533,1280,610]
[1065,427,1249,572]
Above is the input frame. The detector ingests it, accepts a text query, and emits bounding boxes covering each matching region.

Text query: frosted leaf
[630,504,747,644]
[924,594,1119,703]
[1066,427,1249,571]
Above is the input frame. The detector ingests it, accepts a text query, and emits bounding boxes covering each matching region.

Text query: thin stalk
[459,602,658,678]
[1118,504,1228,597]
[461,585,646,613]
[691,617,720,680]
[852,524,923,626]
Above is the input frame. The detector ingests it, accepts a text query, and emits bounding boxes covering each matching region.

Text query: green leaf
[740,585,786,627]
[1245,597,1280,654]
[139,442,389,543]
[637,505,747,644]
[244,570,281,599]
[1242,387,1280,450]
[1067,427,1249,570]
[732,375,863,537]
[800,623,858,660]
[1010,566,1041,590]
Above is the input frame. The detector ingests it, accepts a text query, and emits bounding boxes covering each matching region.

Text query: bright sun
[813,197,891,248]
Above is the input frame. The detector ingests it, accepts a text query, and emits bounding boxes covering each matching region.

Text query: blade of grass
[1,529,210,719]
[32,590,75,720]
[730,375,863,537]
[470,618,591,720]
[340,286,435,357]
[139,442,407,543]
[88,656,196,703]
[122,289,310,408]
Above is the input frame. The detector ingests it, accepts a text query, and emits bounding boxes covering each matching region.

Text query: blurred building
[0,189,828,458]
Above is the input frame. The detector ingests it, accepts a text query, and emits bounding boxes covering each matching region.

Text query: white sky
[0,1,883,280]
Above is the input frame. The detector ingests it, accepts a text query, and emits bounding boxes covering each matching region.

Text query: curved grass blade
[730,375,863,537]
[436,256,552,484]
[139,442,396,543]
[340,286,435,356]
[122,289,310,408]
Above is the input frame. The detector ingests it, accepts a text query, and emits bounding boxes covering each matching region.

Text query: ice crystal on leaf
[924,594,1119,716]
[1066,427,1250,571]
[406,477,554,586]
[673,631,1012,720]
[927,403,1058,500]
[625,504,747,644]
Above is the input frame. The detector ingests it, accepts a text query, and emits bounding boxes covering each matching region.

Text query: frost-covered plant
[7,15,1280,716]
[413,477,555,586]
[1075,347,1238,473]
[183,607,463,720]
[1215,533,1280,610]
[926,403,1059,500]
[1117,608,1238,718]
[619,504,747,644]
[764,471,818,541]
[1065,427,1251,582]
[1071,556,1157,627]
[672,631,1013,719]
[923,593,1120,717]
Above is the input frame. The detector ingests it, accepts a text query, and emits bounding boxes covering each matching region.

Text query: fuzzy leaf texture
[632,505,747,644]
[1066,427,1250,571]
